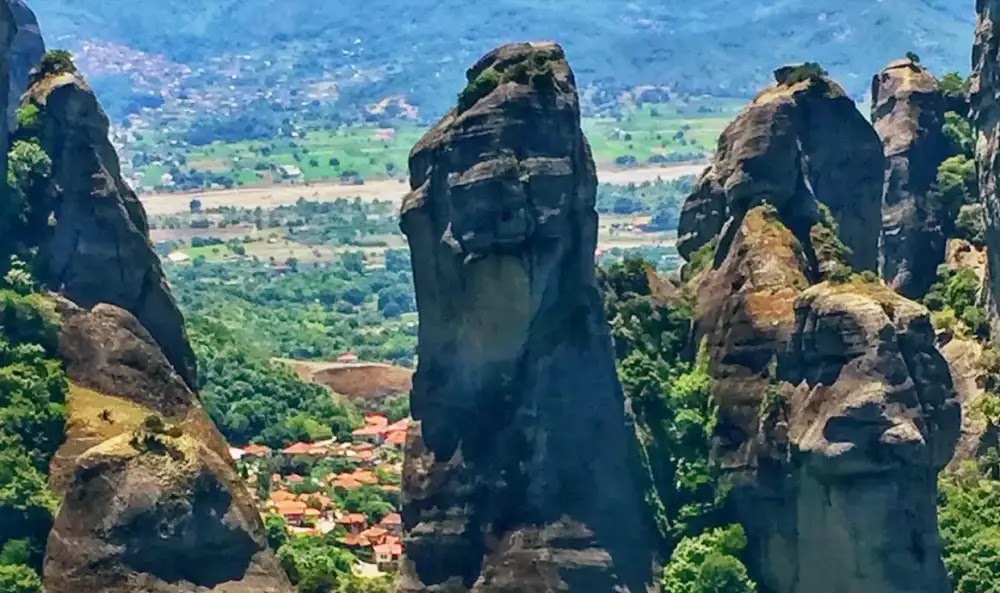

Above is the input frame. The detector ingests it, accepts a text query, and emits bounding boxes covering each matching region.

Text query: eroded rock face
[973,0,1000,331]
[44,299,292,593]
[24,71,197,388]
[689,203,959,593]
[7,0,43,121]
[678,70,884,272]
[398,42,658,593]
[872,58,951,299]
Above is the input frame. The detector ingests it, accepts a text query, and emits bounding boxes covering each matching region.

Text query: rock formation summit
[397,42,659,593]
[872,58,951,299]
[678,66,885,273]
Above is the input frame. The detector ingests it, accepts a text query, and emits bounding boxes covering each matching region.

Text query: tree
[277,536,356,593]
[939,464,1000,593]
[0,564,43,593]
[35,50,77,81]
[906,51,921,64]
[662,525,756,593]
[189,199,203,214]
[264,514,289,550]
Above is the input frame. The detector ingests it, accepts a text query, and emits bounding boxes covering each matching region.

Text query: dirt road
[139,163,707,216]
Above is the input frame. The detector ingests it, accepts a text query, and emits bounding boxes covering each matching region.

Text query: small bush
[35,50,77,80]
[776,62,828,86]
[827,265,853,284]
[956,203,987,246]
[457,67,502,113]
[684,237,719,281]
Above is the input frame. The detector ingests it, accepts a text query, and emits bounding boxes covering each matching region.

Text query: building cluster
[229,413,412,574]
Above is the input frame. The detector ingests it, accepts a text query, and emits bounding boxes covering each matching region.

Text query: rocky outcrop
[44,298,293,593]
[397,42,658,593]
[7,0,43,121]
[23,71,197,388]
[688,199,959,593]
[677,67,884,272]
[973,0,1000,333]
[872,58,951,299]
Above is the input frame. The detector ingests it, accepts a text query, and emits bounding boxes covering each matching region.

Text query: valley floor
[138,162,707,216]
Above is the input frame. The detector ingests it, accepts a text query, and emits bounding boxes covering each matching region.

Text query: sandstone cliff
[44,300,292,593]
[690,206,960,593]
[677,67,885,273]
[22,69,198,388]
[7,0,42,121]
[872,58,951,299]
[397,42,658,593]
[680,70,959,591]
[973,0,1000,331]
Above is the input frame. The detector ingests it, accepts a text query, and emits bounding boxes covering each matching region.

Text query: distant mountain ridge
[29,0,975,112]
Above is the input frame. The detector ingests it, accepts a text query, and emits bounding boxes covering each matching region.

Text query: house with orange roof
[337,352,360,364]
[286,474,305,484]
[380,513,402,536]
[351,469,379,485]
[275,500,308,525]
[352,424,385,443]
[373,539,403,570]
[270,490,296,503]
[243,444,272,457]
[332,475,364,490]
[282,442,315,455]
[385,430,407,447]
[384,418,410,433]
[365,414,389,427]
[336,513,368,535]
[359,526,389,545]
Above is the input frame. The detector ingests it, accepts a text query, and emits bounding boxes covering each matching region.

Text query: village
[229,410,410,576]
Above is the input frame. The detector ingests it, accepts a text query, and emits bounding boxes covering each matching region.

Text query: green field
[132,98,744,191]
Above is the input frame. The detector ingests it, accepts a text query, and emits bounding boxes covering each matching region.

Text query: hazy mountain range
[30,0,976,110]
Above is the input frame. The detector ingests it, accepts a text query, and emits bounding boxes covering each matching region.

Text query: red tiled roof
[243,444,272,456]
[386,430,407,446]
[364,414,389,427]
[333,476,364,490]
[384,418,410,432]
[336,513,368,525]
[270,490,296,502]
[283,442,314,455]
[352,470,379,485]
[380,513,402,526]
[275,501,307,516]
[360,526,388,542]
[352,426,385,437]
[304,508,322,517]
[374,542,403,557]
[286,474,305,483]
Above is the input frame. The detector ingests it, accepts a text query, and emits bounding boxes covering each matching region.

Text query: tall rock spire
[871,58,951,299]
[397,42,659,593]
[21,67,198,388]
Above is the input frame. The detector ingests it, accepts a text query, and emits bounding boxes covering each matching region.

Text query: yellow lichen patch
[26,71,80,106]
[746,287,801,326]
[740,207,810,291]
[65,383,150,443]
